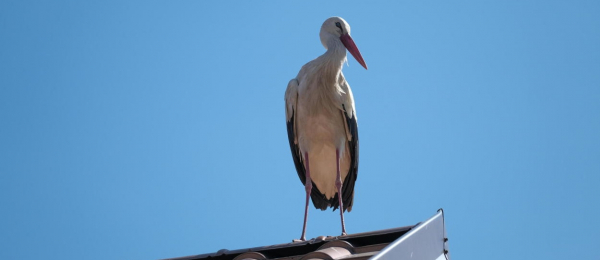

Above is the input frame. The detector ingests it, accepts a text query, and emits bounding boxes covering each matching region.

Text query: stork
[284,17,367,241]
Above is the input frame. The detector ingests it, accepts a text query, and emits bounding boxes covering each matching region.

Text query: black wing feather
[330,105,359,212]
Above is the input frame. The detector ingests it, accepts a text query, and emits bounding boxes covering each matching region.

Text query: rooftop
[164,209,450,260]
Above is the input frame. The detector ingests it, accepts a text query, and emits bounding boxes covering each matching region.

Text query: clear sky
[1,1,599,260]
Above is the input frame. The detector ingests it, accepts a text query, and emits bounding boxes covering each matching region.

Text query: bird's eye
[335,22,343,33]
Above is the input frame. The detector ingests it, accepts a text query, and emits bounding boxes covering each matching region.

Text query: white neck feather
[301,36,347,116]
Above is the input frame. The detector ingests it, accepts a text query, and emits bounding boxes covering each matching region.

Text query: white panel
[370,210,450,260]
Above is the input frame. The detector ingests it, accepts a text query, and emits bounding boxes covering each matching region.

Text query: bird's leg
[336,149,347,236]
[300,152,312,241]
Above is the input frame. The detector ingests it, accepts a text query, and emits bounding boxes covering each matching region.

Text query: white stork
[285,17,367,241]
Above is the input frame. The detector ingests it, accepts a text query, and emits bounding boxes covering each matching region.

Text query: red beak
[340,34,368,70]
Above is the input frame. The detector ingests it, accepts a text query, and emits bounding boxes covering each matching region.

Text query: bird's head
[320,17,368,70]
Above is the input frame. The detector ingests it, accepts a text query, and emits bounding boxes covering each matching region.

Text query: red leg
[300,152,311,241]
[336,149,347,236]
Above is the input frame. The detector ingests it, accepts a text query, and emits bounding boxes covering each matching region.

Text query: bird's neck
[320,38,347,72]
[300,39,347,116]
[310,38,346,91]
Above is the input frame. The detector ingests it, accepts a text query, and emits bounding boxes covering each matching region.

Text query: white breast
[295,89,350,199]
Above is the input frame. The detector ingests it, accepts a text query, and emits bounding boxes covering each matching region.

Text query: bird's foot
[292,236,306,243]
[340,232,347,236]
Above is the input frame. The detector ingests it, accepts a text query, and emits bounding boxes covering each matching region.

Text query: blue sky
[1,1,599,259]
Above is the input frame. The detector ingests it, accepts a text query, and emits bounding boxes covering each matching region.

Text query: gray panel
[370,210,450,260]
